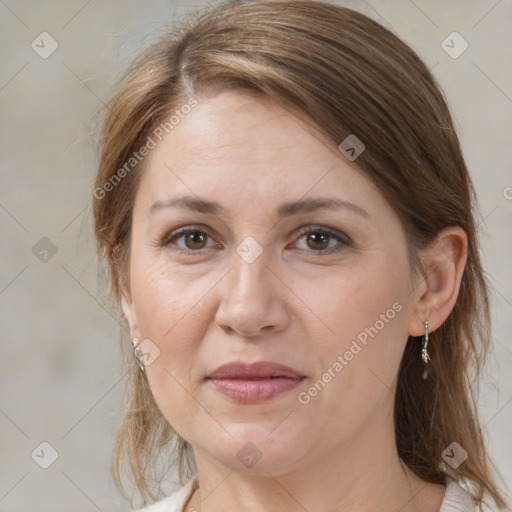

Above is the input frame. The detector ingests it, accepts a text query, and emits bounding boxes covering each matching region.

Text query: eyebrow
[149,195,370,219]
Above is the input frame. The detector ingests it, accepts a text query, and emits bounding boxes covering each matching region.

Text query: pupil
[308,233,328,250]
[187,232,205,249]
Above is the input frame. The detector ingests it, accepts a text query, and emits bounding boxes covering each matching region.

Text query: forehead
[135,91,383,216]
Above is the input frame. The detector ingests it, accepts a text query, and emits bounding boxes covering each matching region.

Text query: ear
[121,284,140,338]
[408,226,468,336]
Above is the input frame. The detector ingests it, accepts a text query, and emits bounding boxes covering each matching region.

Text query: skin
[121,91,468,512]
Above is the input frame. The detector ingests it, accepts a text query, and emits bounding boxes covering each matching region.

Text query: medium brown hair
[92,0,509,508]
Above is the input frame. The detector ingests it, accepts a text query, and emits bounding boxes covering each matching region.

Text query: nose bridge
[228,236,273,302]
[215,236,289,335]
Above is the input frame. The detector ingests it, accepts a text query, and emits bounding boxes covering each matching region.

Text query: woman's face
[122,91,423,475]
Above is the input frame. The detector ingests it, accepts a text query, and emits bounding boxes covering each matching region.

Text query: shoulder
[133,477,198,512]
[439,478,475,511]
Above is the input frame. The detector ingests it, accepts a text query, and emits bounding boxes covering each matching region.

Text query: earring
[421,321,430,380]
[132,337,145,371]
[421,320,430,364]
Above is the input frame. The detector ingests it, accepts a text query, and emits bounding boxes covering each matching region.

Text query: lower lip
[207,377,305,403]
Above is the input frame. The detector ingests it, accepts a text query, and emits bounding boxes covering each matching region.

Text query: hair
[92,0,509,509]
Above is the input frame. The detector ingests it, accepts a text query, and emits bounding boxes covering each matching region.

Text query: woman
[92,1,510,511]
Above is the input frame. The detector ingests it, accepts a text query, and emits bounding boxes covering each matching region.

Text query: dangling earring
[132,337,145,371]
[422,321,430,364]
[421,320,430,380]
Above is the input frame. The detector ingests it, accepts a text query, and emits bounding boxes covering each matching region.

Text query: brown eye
[305,232,330,251]
[294,226,350,256]
[183,231,208,250]
[161,228,215,253]
[159,225,349,257]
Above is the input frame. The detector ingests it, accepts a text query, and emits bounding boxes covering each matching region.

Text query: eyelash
[156,225,350,257]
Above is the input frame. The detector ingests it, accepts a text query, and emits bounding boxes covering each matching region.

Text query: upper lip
[207,361,306,380]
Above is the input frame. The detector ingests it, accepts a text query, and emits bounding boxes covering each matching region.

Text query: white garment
[133,476,478,512]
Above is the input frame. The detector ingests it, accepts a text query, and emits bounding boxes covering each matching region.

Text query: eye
[159,227,217,254]
[157,225,350,256]
[292,226,350,255]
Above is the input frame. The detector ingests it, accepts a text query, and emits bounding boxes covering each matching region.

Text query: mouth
[206,361,306,403]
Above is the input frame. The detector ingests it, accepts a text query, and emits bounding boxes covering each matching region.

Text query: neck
[187,406,445,512]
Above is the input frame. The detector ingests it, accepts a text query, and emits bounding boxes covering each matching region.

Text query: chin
[202,429,307,476]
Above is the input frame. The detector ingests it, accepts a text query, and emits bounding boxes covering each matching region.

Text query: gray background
[0,0,510,510]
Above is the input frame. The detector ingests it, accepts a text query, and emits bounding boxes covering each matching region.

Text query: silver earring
[132,337,145,371]
[421,320,430,364]
[421,321,430,380]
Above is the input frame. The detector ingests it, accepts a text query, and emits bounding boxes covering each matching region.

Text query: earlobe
[408,226,468,337]
[121,290,139,337]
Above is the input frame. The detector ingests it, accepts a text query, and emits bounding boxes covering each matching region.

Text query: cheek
[132,256,209,338]
[304,259,407,348]
[131,265,214,439]
[129,256,210,390]
[301,257,409,407]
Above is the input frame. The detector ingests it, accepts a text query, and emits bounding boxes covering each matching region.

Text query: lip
[208,361,305,380]
[206,361,306,403]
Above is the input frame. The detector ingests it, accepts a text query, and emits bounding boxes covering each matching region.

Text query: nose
[214,245,290,338]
